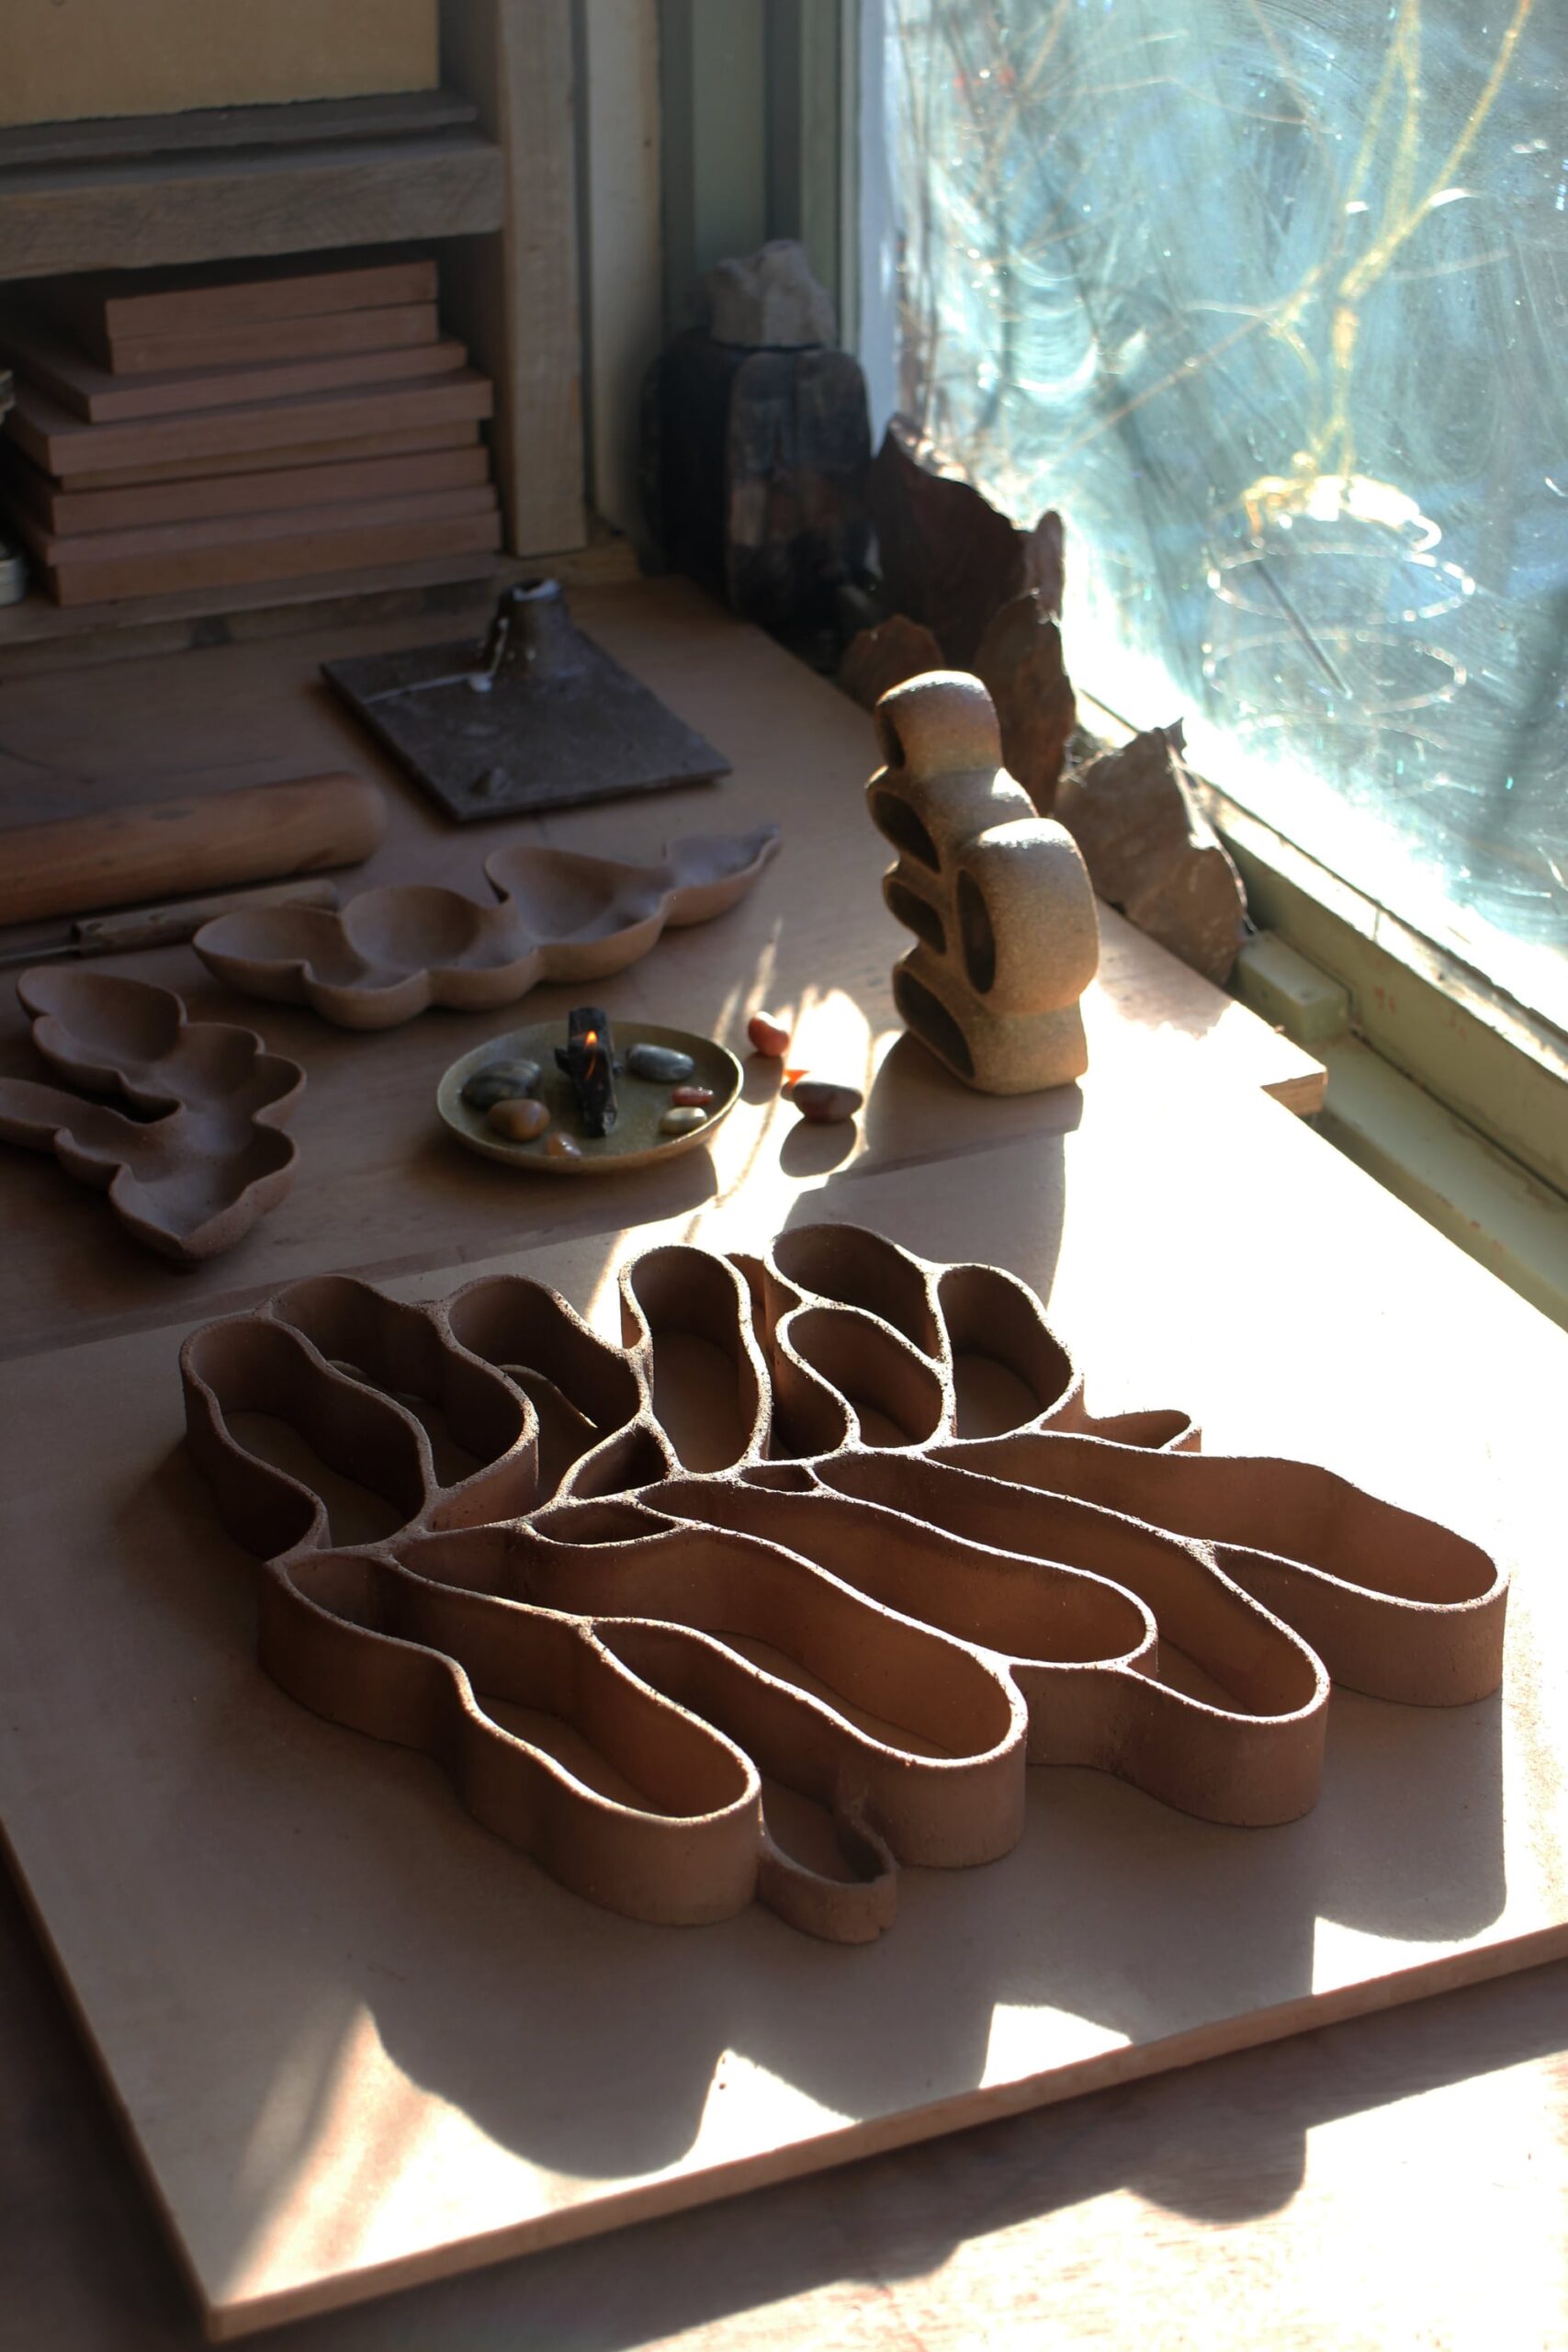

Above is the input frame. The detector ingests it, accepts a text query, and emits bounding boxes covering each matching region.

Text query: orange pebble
[671,1083,715,1106]
[487,1096,549,1143]
[748,1009,792,1057]
[545,1134,582,1161]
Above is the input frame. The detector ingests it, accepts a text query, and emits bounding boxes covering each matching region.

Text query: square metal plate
[322,586,732,823]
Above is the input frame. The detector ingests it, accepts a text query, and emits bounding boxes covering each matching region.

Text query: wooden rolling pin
[0,773,387,928]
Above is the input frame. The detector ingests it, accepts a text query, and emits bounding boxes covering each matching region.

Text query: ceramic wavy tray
[0,967,303,1261]
[181,1225,1506,1940]
[191,823,782,1030]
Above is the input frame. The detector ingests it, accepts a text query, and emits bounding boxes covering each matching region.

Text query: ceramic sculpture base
[0,1152,1562,2338]
[870,672,1100,1094]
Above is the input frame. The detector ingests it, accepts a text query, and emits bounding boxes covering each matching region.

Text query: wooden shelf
[0,131,504,282]
[0,88,479,171]
[0,535,640,677]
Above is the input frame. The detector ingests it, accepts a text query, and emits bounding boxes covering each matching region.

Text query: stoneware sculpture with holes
[180,1223,1506,1943]
[869,670,1100,1092]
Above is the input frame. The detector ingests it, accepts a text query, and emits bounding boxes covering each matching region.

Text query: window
[868,0,1568,1030]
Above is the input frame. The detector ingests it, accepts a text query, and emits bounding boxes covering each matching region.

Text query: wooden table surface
[1,582,1562,2351]
[0,578,1322,1362]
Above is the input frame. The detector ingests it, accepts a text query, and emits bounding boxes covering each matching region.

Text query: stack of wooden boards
[0,256,501,606]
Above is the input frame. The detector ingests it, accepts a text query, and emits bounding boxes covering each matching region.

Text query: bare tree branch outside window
[885,0,1567,1023]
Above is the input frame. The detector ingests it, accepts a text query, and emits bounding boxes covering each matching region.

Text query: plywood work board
[14,481,499,569]
[0,0,439,128]
[0,579,1324,1361]
[0,311,466,424]
[37,503,502,605]
[5,368,493,481]
[70,417,480,492]
[45,255,440,347]
[0,1093,1562,2339]
[103,302,441,379]
[3,441,490,536]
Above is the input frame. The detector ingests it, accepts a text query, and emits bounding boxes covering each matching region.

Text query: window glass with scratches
[884,0,1568,1026]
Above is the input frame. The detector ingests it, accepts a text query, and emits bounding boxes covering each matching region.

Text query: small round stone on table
[784,1077,863,1125]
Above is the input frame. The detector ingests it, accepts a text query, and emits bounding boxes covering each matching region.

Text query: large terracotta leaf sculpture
[182,1225,1506,1940]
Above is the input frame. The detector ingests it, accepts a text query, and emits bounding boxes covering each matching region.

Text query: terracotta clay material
[0,967,302,1261]
[870,671,1100,1093]
[192,823,782,1030]
[181,1223,1506,1942]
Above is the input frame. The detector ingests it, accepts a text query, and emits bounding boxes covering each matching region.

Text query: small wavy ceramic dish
[438,1020,742,1176]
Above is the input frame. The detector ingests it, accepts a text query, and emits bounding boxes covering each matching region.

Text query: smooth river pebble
[546,1134,582,1161]
[784,1077,863,1125]
[671,1083,715,1106]
[487,1097,550,1142]
[659,1105,709,1135]
[462,1058,541,1111]
[626,1043,695,1082]
[747,1010,792,1057]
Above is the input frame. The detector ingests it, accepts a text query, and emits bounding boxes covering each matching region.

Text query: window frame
[649,0,1567,1197]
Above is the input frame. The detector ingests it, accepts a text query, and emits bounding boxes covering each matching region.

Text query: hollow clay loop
[389,1513,1025,1886]
[180,1315,434,1562]
[730,1257,857,1460]
[953,820,1100,1016]
[766,1224,948,1360]
[773,1302,951,1451]
[756,1808,900,1945]
[871,669,1004,789]
[937,1430,1508,1706]
[182,1319,330,1561]
[636,1472,1327,1822]
[618,1245,773,1473]
[1010,1654,1331,1827]
[265,1549,765,1928]
[441,1271,661,1507]
[934,1259,1086,1434]
[1073,1406,1203,1452]
[821,1450,1325,1713]
[267,1275,535,1528]
[450,1510,1027,1813]
[598,1616,1007,1919]
[651,1470,1156,1674]
[800,1447,1331,1822]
